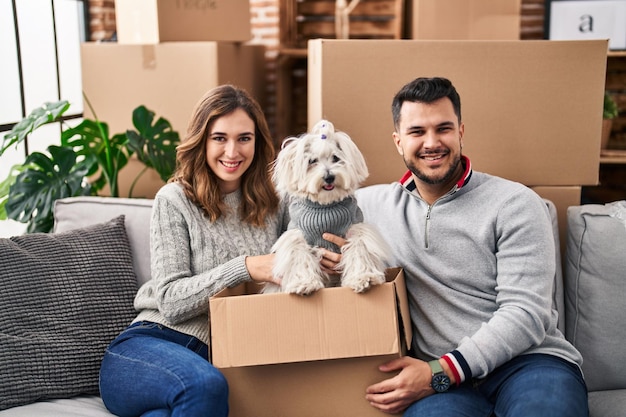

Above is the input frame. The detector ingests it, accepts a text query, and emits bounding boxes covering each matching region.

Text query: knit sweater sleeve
[134,185,252,325]
[452,188,556,380]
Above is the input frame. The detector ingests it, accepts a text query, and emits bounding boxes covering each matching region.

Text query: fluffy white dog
[263,120,391,295]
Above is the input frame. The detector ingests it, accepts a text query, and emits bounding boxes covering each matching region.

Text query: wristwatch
[428,359,451,393]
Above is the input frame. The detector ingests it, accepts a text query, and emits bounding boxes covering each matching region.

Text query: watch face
[432,374,451,393]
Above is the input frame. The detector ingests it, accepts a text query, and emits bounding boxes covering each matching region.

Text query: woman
[99,85,287,416]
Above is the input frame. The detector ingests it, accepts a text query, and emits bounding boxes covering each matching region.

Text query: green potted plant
[602,91,619,150]
[0,98,180,233]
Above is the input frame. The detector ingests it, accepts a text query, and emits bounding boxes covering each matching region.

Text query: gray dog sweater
[287,196,363,253]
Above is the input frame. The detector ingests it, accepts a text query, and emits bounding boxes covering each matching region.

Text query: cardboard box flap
[210,268,409,368]
[393,268,412,349]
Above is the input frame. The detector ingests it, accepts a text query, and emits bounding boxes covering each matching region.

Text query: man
[355,77,588,416]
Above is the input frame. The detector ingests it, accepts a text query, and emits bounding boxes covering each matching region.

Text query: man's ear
[459,122,465,148]
[392,132,403,156]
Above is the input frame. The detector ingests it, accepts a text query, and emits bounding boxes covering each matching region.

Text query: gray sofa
[0,195,624,416]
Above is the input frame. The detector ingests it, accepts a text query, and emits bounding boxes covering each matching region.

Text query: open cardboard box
[209,267,411,417]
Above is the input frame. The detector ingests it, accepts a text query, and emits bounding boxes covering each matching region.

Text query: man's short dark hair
[391,77,462,129]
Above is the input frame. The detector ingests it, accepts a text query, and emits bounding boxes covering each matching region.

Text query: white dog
[263,120,391,295]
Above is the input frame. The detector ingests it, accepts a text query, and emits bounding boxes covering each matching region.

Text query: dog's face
[273,120,369,205]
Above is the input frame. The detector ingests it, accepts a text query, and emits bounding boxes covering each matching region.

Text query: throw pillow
[0,215,138,410]
[564,202,626,391]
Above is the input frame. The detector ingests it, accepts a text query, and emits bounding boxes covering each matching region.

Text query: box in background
[408,0,521,40]
[80,41,266,198]
[115,0,252,44]
[308,39,607,187]
[210,267,410,417]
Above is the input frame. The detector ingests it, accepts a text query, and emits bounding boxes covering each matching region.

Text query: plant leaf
[61,119,130,196]
[0,164,27,220]
[127,105,179,183]
[0,100,70,157]
[5,146,93,233]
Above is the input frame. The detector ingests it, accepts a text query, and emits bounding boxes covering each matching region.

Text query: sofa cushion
[564,201,626,392]
[0,395,114,417]
[0,216,138,410]
[54,196,154,286]
[588,389,626,417]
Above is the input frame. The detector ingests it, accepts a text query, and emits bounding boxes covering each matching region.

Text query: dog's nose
[324,174,335,184]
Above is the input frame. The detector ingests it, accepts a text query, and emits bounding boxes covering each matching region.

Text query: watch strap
[428,359,444,374]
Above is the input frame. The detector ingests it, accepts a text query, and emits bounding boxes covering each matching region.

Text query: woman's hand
[246,233,345,284]
[245,254,281,286]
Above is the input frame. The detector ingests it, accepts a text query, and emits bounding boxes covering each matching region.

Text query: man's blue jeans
[99,321,228,417]
[404,354,588,417]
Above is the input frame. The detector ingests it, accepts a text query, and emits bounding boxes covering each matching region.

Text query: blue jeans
[99,321,228,417]
[404,354,588,417]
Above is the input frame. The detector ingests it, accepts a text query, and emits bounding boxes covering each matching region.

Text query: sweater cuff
[222,255,252,288]
[443,351,472,385]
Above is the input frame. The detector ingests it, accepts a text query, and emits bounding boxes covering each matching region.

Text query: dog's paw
[341,271,386,293]
[282,276,326,295]
[260,282,282,294]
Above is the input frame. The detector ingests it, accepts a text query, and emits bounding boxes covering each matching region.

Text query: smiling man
[355,77,589,417]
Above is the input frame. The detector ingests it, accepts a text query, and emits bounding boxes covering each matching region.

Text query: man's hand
[320,232,346,275]
[365,357,434,414]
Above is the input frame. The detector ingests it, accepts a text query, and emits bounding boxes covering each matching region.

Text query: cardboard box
[210,267,411,417]
[115,0,251,44]
[80,41,266,198]
[308,39,607,187]
[408,0,521,40]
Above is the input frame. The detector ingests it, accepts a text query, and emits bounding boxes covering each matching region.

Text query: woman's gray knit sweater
[133,182,285,346]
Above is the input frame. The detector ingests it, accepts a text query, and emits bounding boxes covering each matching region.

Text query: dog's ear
[280,137,298,150]
[273,136,304,194]
[335,130,369,186]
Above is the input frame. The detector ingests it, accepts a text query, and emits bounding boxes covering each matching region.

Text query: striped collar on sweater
[399,155,472,194]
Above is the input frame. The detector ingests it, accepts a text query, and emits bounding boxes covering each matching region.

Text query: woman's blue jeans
[99,321,228,417]
[403,353,588,417]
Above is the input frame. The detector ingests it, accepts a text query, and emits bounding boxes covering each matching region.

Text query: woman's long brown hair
[170,85,279,226]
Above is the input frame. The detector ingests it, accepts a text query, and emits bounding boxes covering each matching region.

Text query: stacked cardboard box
[408,0,522,40]
[307,38,608,260]
[115,0,252,44]
[80,0,265,198]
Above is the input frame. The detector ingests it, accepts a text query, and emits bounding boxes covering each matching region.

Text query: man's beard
[404,153,462,185]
